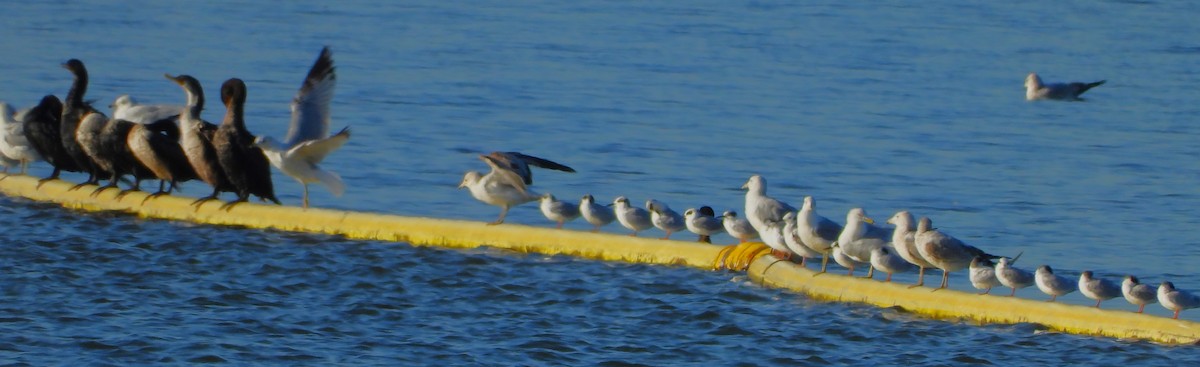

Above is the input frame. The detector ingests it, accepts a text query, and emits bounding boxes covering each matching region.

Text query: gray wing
[699,217,724,232]
[1067,80,1105,97]
[1131,284,1156,300]
[293,126,350,165]
[489,152,532,184]
[760,198,796,222]
[4,122,26,146]
[284,46,336,147]
[120,105,182,125]
[815,216,842,241]
[481,154,528,193]
[847,229,888,261]
[1043,83,1078,100]
[664,210,685,229]
[1044,80,1104,100]
[963,244,999,260]
[933,230,1000,262]
[1048,275,1072,290]
[1097,280,1122,299]
[504,152,575,172]
[1015,269,1035,284]
[927,231,974,265]
[492,151,574,185]
[863,222,891,240]
[628,207,652,225]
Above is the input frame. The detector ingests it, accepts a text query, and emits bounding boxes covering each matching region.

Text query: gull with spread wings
[461,154,539,225]
[483,151,575,185]
[254,46,350,208]
[460,151,573,225]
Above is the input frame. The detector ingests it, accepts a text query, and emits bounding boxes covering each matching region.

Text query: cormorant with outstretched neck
[59,59,105,189]
[167,74,235,207]
[213,78,279,210]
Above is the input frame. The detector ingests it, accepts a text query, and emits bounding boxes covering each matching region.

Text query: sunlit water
[3,0,1200,364]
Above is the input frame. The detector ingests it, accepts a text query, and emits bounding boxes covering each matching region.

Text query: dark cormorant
[20,95,77,186]
[213,78,279,211]
[167,74,235,208]
[59,59,105,189]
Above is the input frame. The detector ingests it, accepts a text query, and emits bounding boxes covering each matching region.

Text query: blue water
[3,0,1200,364]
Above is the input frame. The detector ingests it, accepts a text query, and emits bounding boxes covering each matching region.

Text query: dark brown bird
[167,74,235,208]
[213,78,279,211]
[73,112,116,195]
[128,121,198,204]
[59,59,105,189]
[96,116,161,198]
[20,95,78,186]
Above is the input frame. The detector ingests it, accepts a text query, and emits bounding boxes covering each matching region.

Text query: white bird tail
[314,168,345,197]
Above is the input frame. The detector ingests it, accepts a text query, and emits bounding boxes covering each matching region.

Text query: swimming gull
[1024,72,1105,101]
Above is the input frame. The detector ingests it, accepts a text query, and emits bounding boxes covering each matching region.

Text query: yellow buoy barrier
[747,254,1200,345]
[6,174,1200,344]
[0,175,721,268]
[714,242,771,271]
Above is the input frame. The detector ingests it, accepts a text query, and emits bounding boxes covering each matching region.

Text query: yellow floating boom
[3,175,1199,345]
[0,176,721,268]
[747,255,1200,345]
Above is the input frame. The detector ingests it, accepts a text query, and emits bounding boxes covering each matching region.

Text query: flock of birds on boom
[0,47,1195,321]
[0,47,348,211]
[456,74,1200,320]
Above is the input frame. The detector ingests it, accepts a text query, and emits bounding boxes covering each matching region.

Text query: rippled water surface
[3,0,1200,365]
